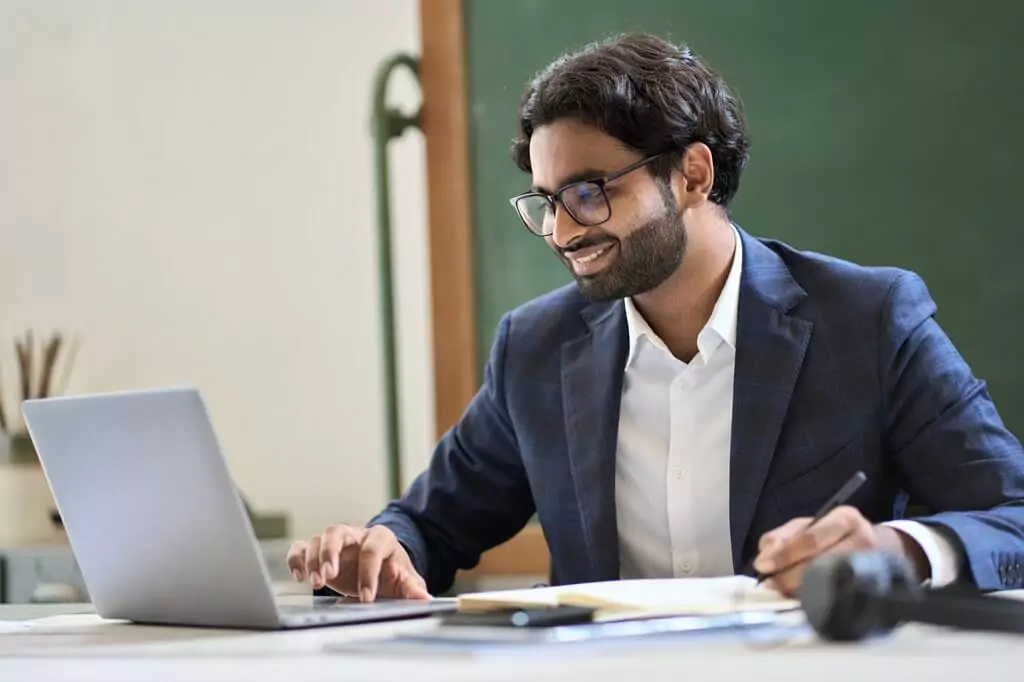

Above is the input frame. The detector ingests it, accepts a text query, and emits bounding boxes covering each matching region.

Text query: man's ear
[675,142,715,208]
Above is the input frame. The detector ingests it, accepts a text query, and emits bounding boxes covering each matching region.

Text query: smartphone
[441,605,596,628]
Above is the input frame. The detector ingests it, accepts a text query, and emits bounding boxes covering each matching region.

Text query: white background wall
[0,0,435,542]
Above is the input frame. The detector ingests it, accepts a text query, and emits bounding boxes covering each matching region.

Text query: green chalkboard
[463,0,1024,437]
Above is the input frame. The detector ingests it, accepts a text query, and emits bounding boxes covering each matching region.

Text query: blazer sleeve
[882,271,1024,590]
[367,313,535,595]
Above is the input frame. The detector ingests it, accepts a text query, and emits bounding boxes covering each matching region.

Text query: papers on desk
[326,577,804,657]
[456,576,800,622]
[0,613,108,634]
[0,620,33,634]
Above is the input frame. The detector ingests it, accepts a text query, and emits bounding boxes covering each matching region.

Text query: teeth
[572,246,608,264]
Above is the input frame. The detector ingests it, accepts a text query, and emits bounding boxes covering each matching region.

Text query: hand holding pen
[752,471,930,596]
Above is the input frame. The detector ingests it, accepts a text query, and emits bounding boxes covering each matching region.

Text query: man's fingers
[764,561,803,597]
[338,538,362,574]
[381,555,431,600]
[286,541,309,581]
[757,517,810,551]
[400,574,431,600]
[287,525,415,600]
[357,527,396,602]
[765,531,876,597]
[761,514,849,572]
[305,536,323,589]
[319,526,362,581]
[755,507,869,575]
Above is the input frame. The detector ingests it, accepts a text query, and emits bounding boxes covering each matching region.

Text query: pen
[754,470,868,585]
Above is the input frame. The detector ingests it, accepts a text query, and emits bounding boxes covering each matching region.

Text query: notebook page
[456,584,564,611]
[552,576,798,617]
[457,576,799,618]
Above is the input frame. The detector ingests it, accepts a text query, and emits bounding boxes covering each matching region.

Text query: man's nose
[548,203,588,250]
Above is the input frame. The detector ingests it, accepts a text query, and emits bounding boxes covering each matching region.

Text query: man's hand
[752,505,929,596]
[286,524,430,602]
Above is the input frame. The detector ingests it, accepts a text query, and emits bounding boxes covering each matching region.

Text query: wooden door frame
[418,0,550,579]
[418,0,478,437]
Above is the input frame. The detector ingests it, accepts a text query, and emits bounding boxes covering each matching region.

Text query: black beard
[567,203,687,302]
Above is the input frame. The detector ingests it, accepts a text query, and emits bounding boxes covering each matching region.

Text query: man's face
[528,119,687,302]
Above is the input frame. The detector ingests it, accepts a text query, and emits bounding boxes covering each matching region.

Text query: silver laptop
[22,387,455,630]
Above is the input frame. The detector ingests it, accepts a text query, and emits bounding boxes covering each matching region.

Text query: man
[288,33,1024,601]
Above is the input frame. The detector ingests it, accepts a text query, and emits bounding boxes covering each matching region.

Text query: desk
[2,597,1024,682]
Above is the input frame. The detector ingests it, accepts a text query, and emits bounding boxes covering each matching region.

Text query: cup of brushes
[0,330,80,465]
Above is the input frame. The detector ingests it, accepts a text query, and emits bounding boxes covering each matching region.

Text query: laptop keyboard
[280,598,415,614]
[277,597,455,627]
[278,599,420,614]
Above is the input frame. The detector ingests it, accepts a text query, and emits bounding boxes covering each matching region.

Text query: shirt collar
[624,225,743,366]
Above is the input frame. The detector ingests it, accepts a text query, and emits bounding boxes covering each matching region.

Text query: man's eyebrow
[532,168,609,194]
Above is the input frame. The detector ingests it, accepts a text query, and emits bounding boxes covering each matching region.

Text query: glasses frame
[508,153,665,237]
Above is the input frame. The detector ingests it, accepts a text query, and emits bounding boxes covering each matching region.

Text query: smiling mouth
[565,242,618,276]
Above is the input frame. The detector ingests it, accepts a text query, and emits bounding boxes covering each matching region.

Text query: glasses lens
[561,182,609,226]
[516,195,554,235]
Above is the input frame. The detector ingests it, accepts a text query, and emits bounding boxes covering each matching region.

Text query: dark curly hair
[512,33,750,207]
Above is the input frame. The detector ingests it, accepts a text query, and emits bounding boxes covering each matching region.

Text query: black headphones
[798,550,1024,641]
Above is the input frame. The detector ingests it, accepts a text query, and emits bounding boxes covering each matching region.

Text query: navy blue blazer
[371,229,1024,594]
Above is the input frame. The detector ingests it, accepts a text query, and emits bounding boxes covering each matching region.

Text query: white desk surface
[2,596,1024,682]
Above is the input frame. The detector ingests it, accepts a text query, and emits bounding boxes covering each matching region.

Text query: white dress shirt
[615,227,961,586]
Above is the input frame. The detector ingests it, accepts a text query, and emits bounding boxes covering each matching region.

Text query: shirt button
[673,467,685,480]
[677,560,693,575]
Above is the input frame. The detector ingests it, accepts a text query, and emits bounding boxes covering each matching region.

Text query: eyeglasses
[509,154,664,237]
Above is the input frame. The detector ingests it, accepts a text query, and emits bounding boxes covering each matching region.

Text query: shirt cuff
[883,520,962,588]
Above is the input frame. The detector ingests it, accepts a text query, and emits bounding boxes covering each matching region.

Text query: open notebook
[457,576,800,622]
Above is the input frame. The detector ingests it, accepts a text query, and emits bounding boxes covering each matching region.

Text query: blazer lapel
[561,300,628,582]
[729,231,813,570]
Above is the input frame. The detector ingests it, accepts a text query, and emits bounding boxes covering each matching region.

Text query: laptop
[21,387,456,630]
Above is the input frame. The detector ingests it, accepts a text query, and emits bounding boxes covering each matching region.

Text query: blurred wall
[0,0,435,540]
[464,1,1024,435]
